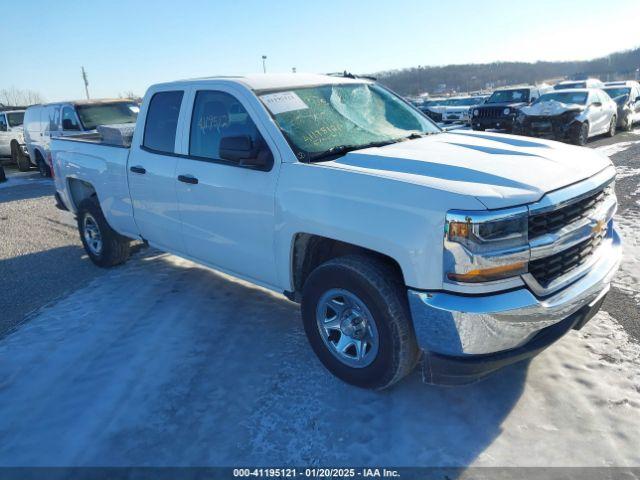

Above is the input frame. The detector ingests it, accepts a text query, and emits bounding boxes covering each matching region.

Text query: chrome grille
[529,229,606,288]
[477,107,504,118]
[523,171,617,297]
[528,187,607,237]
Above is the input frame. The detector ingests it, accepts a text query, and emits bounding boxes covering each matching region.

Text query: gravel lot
[0,172,107,337]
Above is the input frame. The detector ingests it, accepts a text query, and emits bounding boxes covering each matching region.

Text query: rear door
[174,87,280,287]
[127,90,186,253]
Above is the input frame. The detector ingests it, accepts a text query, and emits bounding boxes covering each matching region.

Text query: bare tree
[118,90,141,101]
[0,87,45,107]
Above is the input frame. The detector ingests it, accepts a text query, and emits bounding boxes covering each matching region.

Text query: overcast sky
[3,0,640,101]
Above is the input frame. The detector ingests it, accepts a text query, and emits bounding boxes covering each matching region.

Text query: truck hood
[521,100,584,117]
[323,131,612,209]
[479,102,528,109]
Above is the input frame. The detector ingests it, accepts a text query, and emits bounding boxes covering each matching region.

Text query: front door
[175,89,280,287]
[128,90,186,253]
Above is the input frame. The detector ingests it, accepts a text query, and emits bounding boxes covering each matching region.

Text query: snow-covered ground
[0,249,639,467]
[0,170,47,190]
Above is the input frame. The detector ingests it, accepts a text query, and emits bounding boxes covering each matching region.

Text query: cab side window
[143,91,184,154]
[189,90,270,165]
[0,114,7,132]
[62,107,80,131]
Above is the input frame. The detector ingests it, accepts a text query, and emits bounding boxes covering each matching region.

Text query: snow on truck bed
[0,247,639,467]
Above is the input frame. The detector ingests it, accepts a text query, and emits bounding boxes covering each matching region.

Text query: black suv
[471,86,547,132]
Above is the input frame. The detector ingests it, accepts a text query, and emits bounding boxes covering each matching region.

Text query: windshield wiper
[308,140,400,163]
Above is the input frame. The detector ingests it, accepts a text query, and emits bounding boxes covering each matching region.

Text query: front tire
[77,198,131,267]
[570,122,589,146]
[301,255,419,390]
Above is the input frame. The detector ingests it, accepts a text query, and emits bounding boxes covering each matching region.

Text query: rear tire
[301,255,419,390]
[36,153,51,177]
[77,197,131,268]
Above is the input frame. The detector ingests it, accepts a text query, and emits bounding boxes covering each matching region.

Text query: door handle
[178,174,199,185]
[130,165,146,174]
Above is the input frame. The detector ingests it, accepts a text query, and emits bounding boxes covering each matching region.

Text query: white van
[24,99,139,176]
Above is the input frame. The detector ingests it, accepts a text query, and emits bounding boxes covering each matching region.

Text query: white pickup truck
[51,74,621,389]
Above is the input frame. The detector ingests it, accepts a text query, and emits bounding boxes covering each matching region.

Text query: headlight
[503,108,511,115]
[444,208,529,284]
[473,109,480,117]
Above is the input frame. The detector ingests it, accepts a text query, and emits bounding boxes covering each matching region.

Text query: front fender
[274,162,485,290]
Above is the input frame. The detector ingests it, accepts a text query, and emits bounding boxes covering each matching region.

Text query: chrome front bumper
[408,226,621,357]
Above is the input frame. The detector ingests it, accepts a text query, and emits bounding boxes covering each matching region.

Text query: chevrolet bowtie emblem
[592,219,606,234]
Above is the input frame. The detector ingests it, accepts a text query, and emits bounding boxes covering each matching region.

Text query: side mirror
[62,118,79,130]
[219,135,272,169]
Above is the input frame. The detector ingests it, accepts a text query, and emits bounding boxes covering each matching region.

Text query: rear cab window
[143,91,184,153]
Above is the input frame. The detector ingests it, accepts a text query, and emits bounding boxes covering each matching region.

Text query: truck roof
[28,98,137,108]
[167,73,371,91]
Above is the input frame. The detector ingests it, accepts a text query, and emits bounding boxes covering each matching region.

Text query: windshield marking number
[261,92,309,115]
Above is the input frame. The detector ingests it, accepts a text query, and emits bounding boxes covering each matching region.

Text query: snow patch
[0,253,639,467]
[614,215,640,299]
[597,140,640,157]
[614,165,640,179]
[0,171,50,190]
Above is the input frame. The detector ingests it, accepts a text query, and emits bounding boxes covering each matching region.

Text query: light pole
[262,55,267,74]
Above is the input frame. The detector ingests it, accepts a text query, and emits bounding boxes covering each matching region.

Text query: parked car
[441,96,487,124]
[553,78,604,90]
[51,74,620,389]
[471,85,550,131]
[24,99,139,177]
[419,98,448,122]
[514,89,618,145]
[602,81,640,131]
[0,108,31,171]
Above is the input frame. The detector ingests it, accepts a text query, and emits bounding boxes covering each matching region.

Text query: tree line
[374,47,640,96]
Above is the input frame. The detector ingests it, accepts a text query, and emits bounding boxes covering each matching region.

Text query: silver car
[514,88,618,145]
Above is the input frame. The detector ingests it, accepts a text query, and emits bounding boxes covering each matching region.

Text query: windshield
[76,102,139,130]
[6,111,24,127]
[554,82,585,90]
[603,87,631,100]
[261,83,439,161]
[487,89,529,103]
[534,92,588,105]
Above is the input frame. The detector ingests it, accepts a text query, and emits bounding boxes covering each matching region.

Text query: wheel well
[67,178,97,210]
[289,233,404,300]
